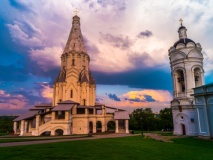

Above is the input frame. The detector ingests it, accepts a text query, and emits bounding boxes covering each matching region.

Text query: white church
[13,14,130,136]
[169,19,206,136]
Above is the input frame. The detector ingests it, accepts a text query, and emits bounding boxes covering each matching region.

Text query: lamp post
[140,116,143,136]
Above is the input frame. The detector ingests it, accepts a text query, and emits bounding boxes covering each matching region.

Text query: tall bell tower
[52,14,96,106]
[168,19,204,135]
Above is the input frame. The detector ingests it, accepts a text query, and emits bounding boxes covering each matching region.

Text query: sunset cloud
[121,90,172,102]
[97,88,173,112]
[0,89,28,110]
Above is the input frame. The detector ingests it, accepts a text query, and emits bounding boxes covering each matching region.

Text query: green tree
[159,108,173,130]
[0,116,17,133]
[129,108,158,131]
[129,108,173,131]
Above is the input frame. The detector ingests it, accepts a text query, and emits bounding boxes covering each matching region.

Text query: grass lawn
[0,136,213,160]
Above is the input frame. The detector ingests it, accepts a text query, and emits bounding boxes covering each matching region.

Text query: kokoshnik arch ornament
[168,19,204,136]
[13,12,130,136]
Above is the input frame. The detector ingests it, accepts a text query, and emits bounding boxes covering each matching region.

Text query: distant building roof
[95,102,105,106]
[58,100,79,104]
[178,25,186,30]
[13,111,39,121]
[30,107,52,110]
[52,104,74,111]
[35,103,52,107]
[81,74,89,83]
[105,106,125,111]
[114,111,130,120]
[54,69,66,83]
[34,103,52,107]
[77,105,94,109]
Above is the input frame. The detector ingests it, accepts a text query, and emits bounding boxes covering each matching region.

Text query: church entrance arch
[181,124,186,135]
[107,121,115,133]
[89,122,93,133]
[96,121,102,132]
[55,129,64,136]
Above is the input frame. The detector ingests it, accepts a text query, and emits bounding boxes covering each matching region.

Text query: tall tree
[159,108,173,130]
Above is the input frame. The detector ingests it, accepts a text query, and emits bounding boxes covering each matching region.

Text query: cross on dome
[74,8,79,16]
[179,18,183,26]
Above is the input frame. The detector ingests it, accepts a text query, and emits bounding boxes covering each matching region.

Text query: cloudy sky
[0,0,213,115]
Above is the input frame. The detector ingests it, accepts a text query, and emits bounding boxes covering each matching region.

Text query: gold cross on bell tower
[179,18,183,26]
[74,8,79,16]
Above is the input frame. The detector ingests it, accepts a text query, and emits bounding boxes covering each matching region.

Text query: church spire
[178,19,187,39]
[63,13,87,54]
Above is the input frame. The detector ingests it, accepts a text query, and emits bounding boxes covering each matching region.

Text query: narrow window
[70,90,73,98]
[72,59,75,66]
[194,68,201,87]
[178,105,182,112]
[83,99,86,106]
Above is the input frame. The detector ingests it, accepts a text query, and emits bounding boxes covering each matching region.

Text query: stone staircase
[38,121,52,135]
[23,132,32,136]
[118,129,126,133]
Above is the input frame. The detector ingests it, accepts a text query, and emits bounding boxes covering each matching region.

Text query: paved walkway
[0,134,138,147]
[144,133,174,142]
[0,133,177,147]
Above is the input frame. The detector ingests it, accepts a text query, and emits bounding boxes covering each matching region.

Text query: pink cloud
[29,47,62,71]
[0,90,28,110]
[40,83,53,101]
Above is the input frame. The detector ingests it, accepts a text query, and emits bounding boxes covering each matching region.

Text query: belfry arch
[174,69,186,94]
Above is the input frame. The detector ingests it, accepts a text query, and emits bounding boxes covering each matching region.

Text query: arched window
[176,70,185,92]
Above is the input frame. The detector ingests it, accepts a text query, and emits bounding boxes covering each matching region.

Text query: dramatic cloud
[95,97,103,102]
[128,52,154,68]
[96,88,173,113]
[107,93,121,101]
[92,68,172,90]
[0,89,28,110]
[99,32,133,50]
[137,30,153,38]
[7,23,43,48]
[29,47,62,71]
[39,82,53,101]
[84,37,100,56]
[125,95,156,102]
[121,90,172,103]
[84,0,126,11]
